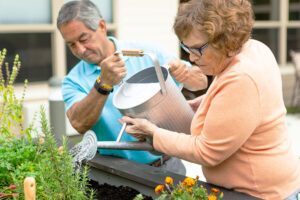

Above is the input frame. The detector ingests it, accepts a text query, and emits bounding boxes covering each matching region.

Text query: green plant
[36,106,94,200]
[153,176,223,200]
[0,48,33,138]
[0,184,18,199]
[0,49,95,199]
[0,107,95,199]
[0,135,45,197]
[287,106,300,114]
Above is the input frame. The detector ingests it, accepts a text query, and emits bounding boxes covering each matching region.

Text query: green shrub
[0,48,34,139]
[287,106,300,114]
[0,49,94,200]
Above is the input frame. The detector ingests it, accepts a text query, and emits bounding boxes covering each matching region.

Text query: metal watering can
[71,50,194,160]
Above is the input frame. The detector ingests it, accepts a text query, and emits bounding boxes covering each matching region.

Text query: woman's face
[181,28,231,76]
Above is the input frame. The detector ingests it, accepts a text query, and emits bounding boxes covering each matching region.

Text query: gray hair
[57,0,102,31]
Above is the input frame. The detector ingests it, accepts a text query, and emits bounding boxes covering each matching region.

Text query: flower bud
[58,146,64,155]
[39,136,44,144]
[8,185,16,189]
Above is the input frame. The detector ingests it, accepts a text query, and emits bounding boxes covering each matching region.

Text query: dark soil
[88,179,154,200]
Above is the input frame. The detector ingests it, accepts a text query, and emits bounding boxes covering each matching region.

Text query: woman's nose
[189,52,199,63]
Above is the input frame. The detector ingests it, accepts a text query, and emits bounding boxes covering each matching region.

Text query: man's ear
[98,19,107,34]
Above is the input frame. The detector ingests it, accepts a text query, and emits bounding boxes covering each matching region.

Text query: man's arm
[67,54,126,134]
[67,88,108,134]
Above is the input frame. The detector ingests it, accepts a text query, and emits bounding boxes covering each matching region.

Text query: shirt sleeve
[153,73,261,166]
[62,75,88,112]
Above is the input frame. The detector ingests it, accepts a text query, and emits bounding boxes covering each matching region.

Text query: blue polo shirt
[62,37,183,164]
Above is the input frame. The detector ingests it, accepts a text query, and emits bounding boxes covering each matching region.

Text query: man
[57,0,207,175]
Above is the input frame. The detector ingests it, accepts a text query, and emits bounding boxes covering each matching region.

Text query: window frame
[253,0,300,66]
[0,0,117,82]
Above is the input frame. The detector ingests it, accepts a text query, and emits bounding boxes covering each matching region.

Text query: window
[0,33,52,83]
[0,0,115,83]
[179,0,300,66]
[251,0,300,65]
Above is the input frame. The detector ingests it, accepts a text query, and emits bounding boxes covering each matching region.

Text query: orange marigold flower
[211,188,220,194]
[155,185,164,195]
[208,194,217,200]
[195,175,199,180]
[165,176,173,185]
[183,177,195,187]
[186,187,192,192]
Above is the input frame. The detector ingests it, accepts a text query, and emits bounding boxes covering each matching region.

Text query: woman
[121,0,300,199]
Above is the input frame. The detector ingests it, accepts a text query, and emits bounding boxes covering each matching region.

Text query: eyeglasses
[179,41,209,57]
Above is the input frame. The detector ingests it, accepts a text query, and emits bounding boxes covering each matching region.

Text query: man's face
[59,19,109,65]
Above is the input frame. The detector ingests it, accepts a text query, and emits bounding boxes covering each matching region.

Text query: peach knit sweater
[153,39,300,199]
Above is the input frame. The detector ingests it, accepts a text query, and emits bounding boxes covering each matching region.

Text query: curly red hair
[173,0,254,57]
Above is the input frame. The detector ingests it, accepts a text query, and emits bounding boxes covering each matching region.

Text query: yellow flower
[219,192,224,199]
[186,187,192,192]
[211,188,220,194]
[165,176,173,185]
[155,185,164,195]
[208,194,217,200]
[58,146,63,155]
[183,177,195,187]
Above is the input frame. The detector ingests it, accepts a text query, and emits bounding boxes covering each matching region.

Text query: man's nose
[76,43,86,55]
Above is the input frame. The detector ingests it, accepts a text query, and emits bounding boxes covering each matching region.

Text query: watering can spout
[70,130,159,163]
[97,141,154,151]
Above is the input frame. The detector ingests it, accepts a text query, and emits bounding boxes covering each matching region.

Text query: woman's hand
[188,95,205,112]
[168,59,189,83]
[120,116,159,141]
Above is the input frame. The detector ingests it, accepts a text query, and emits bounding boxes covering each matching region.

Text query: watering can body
[113,66,194,135]
[71,50,194,161]
[110,50,194,155]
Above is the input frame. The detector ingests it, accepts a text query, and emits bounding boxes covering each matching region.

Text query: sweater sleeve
[153,73,261,166]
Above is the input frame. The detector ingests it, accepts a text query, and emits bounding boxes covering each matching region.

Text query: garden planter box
[87,154,261,200]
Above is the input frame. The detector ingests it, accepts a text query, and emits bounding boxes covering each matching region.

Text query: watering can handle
[120,49,144,56]
[116,122,127,142]
[115,49,167,95]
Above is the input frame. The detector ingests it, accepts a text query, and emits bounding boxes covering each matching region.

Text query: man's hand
[99,54,127,86]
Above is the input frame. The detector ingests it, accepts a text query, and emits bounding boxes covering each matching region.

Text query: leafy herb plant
[0,48,34,139]
[0,49,94,199]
